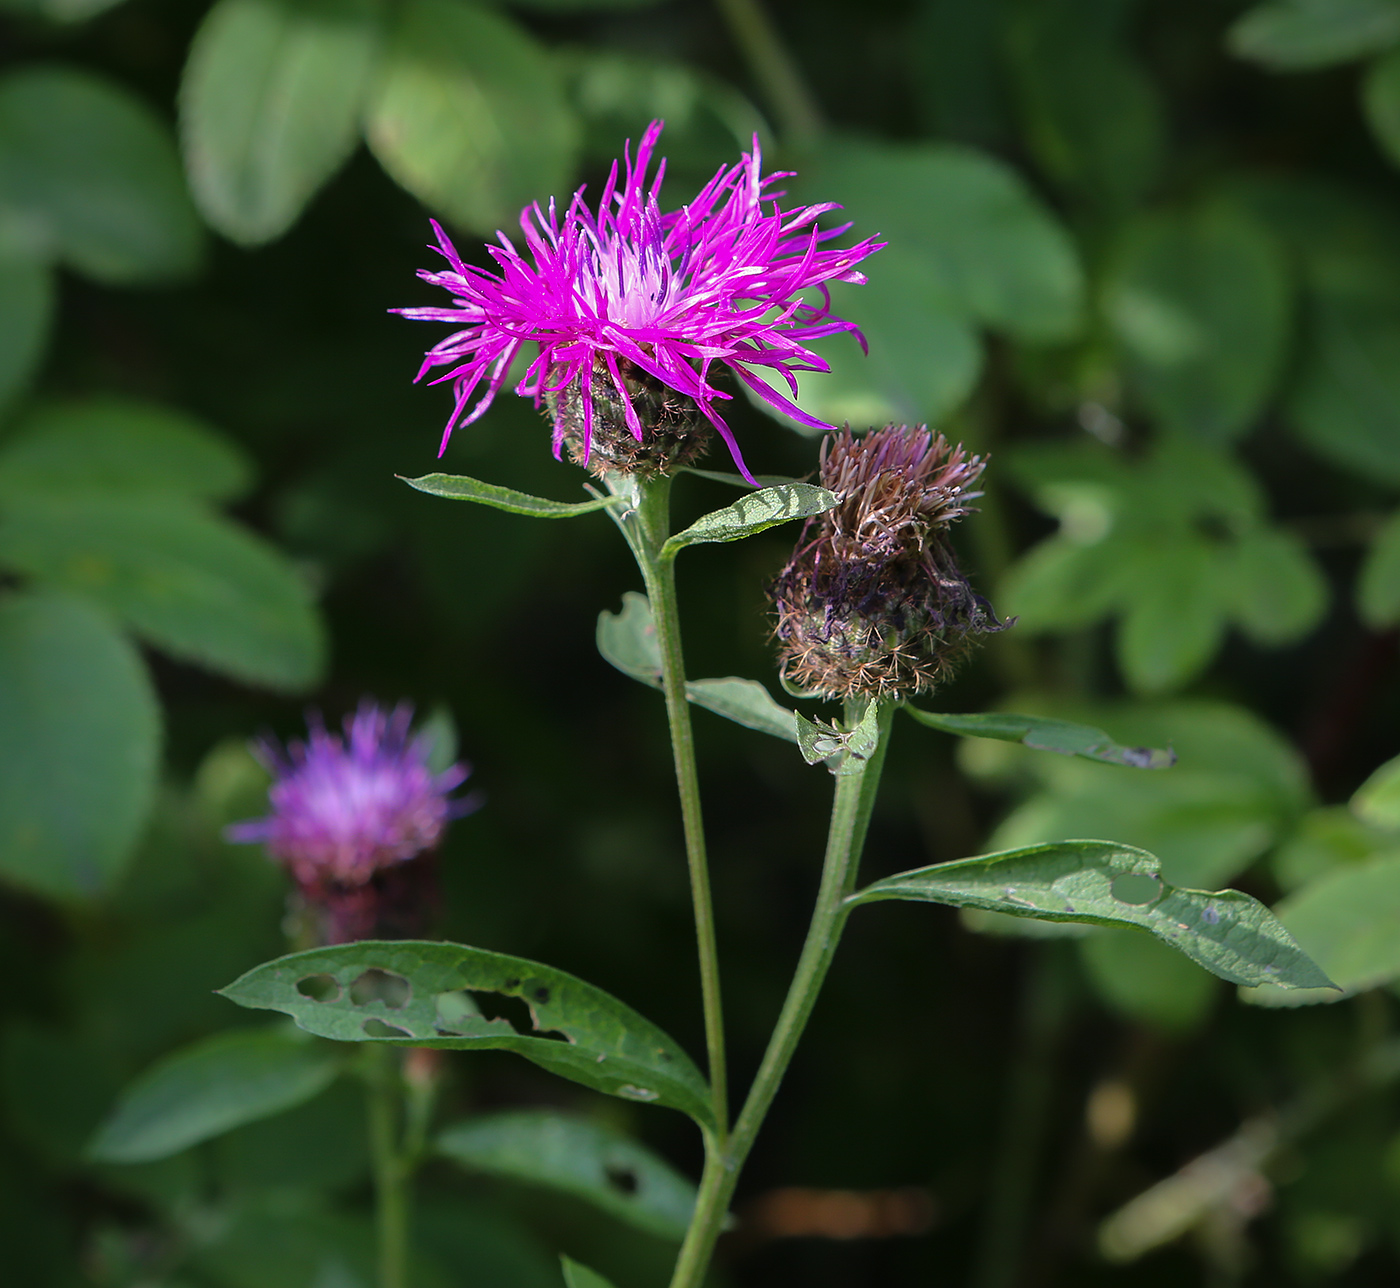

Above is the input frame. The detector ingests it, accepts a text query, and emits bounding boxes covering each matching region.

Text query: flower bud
[768,425,1006,702]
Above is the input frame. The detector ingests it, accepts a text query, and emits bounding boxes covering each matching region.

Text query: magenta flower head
[398,120,884,481]
[228,701,475,943]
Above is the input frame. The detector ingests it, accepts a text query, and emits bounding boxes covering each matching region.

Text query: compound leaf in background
[181,0,384,246]
[1103,201,1291,443]
[0,593,159,900]
[366,0,579,235]
[1358,509,1400,625]
[0,495,325,691]
[904,708,1175,768]
[1116,536,1227,693]
[0,398,253,502]
[1227,0,1400,71]
[848,840,1333,989]
[1224,526,1329,644]
[221,941,715,1129]
[0,250,52,411]
[88,1027,342,1163]
[0,67,202,283]
[437,1110,698,1239]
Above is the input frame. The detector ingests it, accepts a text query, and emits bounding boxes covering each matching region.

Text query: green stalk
[667,700,894,1288]
[713,0,825,147]
[366,1047,409,1288]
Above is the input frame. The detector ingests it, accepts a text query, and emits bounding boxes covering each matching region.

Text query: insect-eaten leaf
[437,1110,699,1240]
[847,840,1334,990]
[661,482,837,556]
[795,703,881,775]
[904,708,1175,769]
[220,941,715,1130]
[597,593,798,742]
[400,472,619,518]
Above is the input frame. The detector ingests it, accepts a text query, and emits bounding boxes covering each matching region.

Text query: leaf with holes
[795,702,881,774]
[904,708,1175,769]
[401,472,619,518]
[846,840,1335,989]
[220,942,715,1129]
[88,1026,342,1163]
[437,1110,698,1239]
[561,1258,618,1288]
[661,483,838,556]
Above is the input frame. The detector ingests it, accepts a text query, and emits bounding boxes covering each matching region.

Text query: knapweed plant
[209,125,1333,1288]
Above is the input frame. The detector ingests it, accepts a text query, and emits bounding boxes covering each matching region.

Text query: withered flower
[768,425,1006,702]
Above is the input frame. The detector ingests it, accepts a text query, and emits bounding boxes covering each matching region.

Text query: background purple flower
[228,701,473,890]
[399,120,883,479]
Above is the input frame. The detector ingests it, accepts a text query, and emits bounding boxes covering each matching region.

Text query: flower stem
[667,700,894,1288]
[624,474,729,1140]
[714,0,825,148]
[366,1047,410,1288]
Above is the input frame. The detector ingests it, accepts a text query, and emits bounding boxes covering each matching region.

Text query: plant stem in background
[713,0,825,147]
[366,1047,409,1288]
[667,701,894,1288]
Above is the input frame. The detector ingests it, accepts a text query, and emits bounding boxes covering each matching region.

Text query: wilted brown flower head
[768,425,1006,702]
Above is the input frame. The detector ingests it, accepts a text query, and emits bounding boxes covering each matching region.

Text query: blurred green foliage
[4,0,1400,1285]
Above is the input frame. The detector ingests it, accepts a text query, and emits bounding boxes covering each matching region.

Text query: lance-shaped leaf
[437,1110,699,1240]
[904,708,1175,769]
[661,482,837,556]
[596,593,798,741]
[220,941,714,1129]
[88,1026,341,1163]
[401,472,619,518]
[846,841,1334,989]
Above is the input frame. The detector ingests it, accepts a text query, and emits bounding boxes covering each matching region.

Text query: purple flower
[398,120,883,480]
[228,702,473,890]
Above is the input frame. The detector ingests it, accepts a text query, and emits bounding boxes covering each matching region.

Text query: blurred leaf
[0,593,158,899]
[1007,0,1165,208]
[403,472,618,517]
[0,67,203,283]
[0,494,325,690]
[1244,854,1400,1005]
[1116,536,1226,693]
[511,0,659,9]
[1358,509,1400,625]
[560,1258,618,1288]
[1228,0,1400,70]
[805,139,1084,343]
[1225,526,1329,644]
[366,0,579,235]
[662,483,837,553]
[221,941,715,1128]
[417,705,459,776]
[0,397,253,501]
[89,1027,341,1163]
[1363,45,1400,167]
[437,1110,698,1239]
[904,708,1176,768]
[0,0,129,19]
[1273,806,1390,891]
[909,0,1010,146]
[1079,926,1219,1032]
[998,532,1133,632]
[0,251,52,411]
[181,0,384,246]
[1353,753,1400,830]
[1104,202,1291,443]
[850,840,1333,988]
[190,1204,390,1288]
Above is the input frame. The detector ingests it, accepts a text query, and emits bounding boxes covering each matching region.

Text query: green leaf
[904,708,1175,769]
[795,702,880,775]
[685,678,798,742]
[560,1258,617,1288]
[1103,202,1291,443]
[0,494,325,691]
[0,398,253,502]
[402,472,618,518]
[1363,45,1400,167]
[365,0,579,236]
[0,593,159,900]
[1079,926,1219,1033]
[220,941,715,1129]
[0,251,52,411]
[998,532,1131,633]
[0,0,130,21]
[1353,754,1400,831]
[181,0,383,246]
[88,1027,341,1163]
[1225,526,1329,644]
[661,483,837,555]
[1243,853,1400,1005]
[1228,0,1400,71]
[802,139,1084,343]
[847,840,1334,989]
[0,67,203,283]
[1116,536,1227,693]
[1359,510,1400,626]
[437,1110,698,1239]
